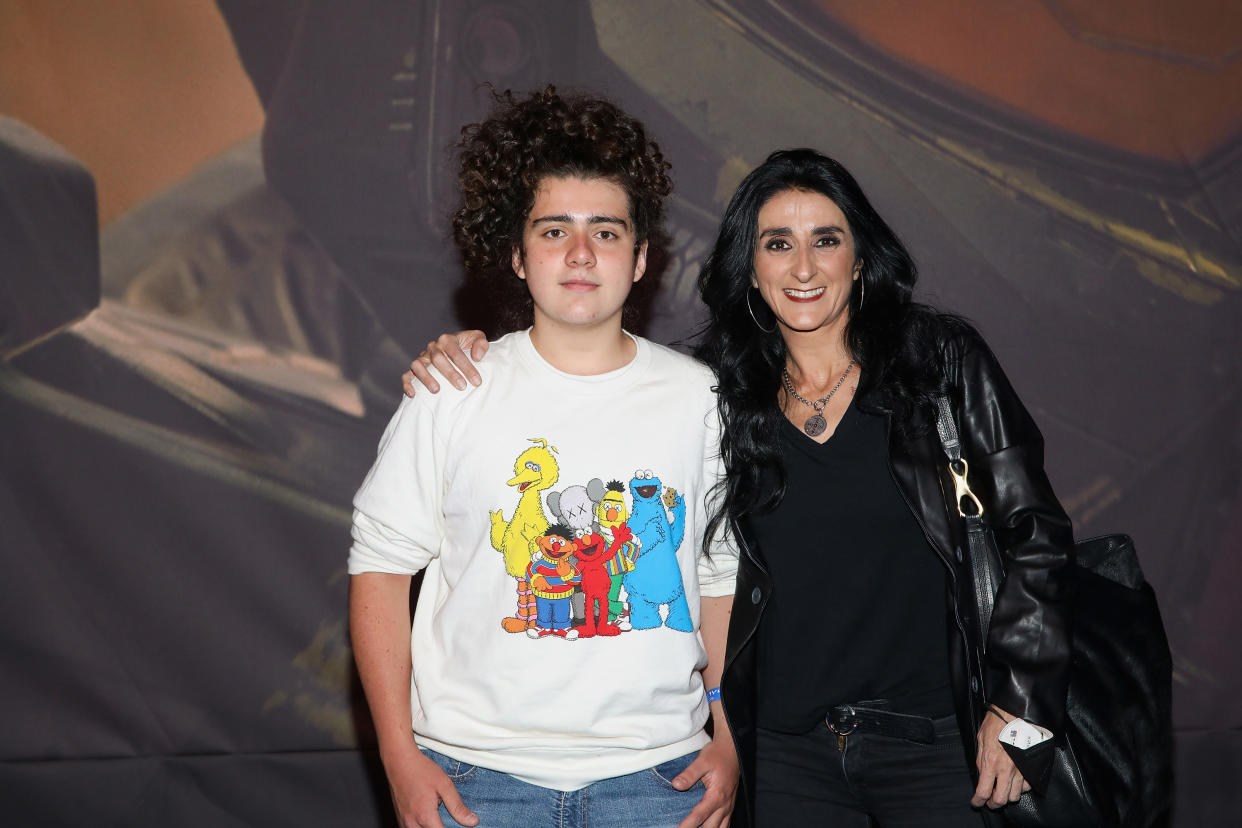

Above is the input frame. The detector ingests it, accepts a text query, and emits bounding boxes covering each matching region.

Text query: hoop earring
[857,271,865,310]
[746,288,776,333]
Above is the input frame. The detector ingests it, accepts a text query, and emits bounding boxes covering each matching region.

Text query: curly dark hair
[452,86,673,333]
[694,148,971,549]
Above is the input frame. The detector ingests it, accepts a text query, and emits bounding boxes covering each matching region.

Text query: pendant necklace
[782,358,856,437]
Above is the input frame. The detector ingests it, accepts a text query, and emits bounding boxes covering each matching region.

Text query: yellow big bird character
[490,438,559,633]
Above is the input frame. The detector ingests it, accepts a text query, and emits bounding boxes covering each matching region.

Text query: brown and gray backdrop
[2,2,1239,825]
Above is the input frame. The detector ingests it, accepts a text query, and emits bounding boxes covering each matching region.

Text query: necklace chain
[782,359,855,437]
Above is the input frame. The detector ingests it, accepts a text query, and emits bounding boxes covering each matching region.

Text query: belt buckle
[827,705,858,752]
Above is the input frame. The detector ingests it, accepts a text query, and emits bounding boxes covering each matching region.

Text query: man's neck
[529,316,636,375]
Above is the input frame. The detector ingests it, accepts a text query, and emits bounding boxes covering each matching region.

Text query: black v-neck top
[751,400,954,731]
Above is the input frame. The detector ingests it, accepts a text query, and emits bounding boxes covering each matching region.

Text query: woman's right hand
[403,330,488,396]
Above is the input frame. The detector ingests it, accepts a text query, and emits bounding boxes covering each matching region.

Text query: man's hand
[972,706,1032,809]
[384,747,478,828]
[672,737,739,828]
[403,331,488,395]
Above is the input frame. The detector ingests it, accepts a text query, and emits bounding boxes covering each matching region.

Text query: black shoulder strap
[933,393,1001,655]
[933,392,961,464]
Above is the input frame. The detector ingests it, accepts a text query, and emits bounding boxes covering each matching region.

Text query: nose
[566,231,596,268]
[793,245,815,282]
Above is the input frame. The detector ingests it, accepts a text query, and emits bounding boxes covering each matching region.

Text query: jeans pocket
[648,750,701,790]
[420,747,480,782]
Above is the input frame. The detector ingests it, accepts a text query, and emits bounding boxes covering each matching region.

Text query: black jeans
[755,713,985,827]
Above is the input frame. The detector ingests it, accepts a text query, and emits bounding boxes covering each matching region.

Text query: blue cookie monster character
[622,470,692,631]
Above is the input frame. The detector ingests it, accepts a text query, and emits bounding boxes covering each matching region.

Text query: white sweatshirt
[349,330,738,791]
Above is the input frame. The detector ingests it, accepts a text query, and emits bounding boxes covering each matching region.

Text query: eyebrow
[531,213,631,230]
[758,224,845,239]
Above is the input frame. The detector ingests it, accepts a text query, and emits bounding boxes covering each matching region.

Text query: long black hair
[694,148,968,546]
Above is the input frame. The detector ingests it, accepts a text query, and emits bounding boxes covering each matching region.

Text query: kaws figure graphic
[490,439,559,633]
[526,523,582,639]
[590,479,638,631]
[547,484,596,626]
[623,470,692,631]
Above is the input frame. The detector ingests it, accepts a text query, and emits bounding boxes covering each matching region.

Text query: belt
[825,701,936,751]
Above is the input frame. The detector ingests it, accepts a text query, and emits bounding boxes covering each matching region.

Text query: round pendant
[803,414,827,437]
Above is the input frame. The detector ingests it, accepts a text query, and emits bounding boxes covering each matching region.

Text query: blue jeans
[754,714,984,827]
[423,747,703,827]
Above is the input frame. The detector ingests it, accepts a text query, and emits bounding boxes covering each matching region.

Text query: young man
[348,88,739,828]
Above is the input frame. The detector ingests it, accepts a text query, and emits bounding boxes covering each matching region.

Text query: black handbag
[933,395,1173,828]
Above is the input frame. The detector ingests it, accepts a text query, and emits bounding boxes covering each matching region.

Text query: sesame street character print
[526,523,582,639]
[569,520,633,638]
[490,438,559,633]
[590,478,638,631]
[547,483,596,625]
[623,470,692,632]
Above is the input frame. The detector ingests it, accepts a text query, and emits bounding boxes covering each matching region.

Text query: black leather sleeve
[951,333,1075,734]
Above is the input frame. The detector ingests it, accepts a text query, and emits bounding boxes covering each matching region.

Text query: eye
[596,229,618,240]
[526,461,540,472]
[543,228,566,239]
[763,238,791,251]
[815,235,840,247]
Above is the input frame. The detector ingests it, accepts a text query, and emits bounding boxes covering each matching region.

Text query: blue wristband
[706,686,721,703]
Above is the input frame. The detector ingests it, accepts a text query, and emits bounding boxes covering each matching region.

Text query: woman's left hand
[971,705,1032,809]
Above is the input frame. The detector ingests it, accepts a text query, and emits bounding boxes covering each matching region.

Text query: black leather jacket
[720,332,1075,826]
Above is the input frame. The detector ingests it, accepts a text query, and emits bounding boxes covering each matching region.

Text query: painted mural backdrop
[2,1,1239,825]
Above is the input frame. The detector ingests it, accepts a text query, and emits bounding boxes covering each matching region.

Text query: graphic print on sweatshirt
[489,438,691,639]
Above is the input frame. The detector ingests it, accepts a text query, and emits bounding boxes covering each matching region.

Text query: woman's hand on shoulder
[402,331,488,396]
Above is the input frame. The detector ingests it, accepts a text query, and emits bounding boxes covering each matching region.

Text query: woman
[405,149,1074,827]
[695,148,1072,826]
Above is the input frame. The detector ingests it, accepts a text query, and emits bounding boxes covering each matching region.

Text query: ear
[587,478,606,503]
[632,240,648,283]
[853,259,864,280]
[511,246,526,280]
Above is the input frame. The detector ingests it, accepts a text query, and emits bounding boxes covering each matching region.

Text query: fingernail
[454,379,465,390]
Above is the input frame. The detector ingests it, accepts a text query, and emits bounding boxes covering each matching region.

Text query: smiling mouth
[783,287,825,301]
